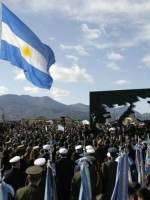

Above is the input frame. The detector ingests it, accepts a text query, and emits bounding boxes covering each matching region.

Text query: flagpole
[0,147,3,200]
[0,0,2,55]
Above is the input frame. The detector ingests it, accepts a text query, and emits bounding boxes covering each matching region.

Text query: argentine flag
[0,4,55,89]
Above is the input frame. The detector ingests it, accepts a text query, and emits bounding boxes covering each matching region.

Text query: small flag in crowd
[44,162,57,200]
[145,145,150,175]
[135,144,146,187]
[0,4,55,89]
[77,157,92,200]
[111,154,129,200]
[44,165,52,200]
[58,124,64,132]
[0,182,14,200]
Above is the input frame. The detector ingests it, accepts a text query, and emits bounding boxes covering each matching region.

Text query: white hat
[33,146,39,150]
[18,145,24,148]
[109,127,116,131]
[75,145,82,150]
[107,152,111,157]
[142,140,148,144]
[34,158,46,166]
[43,144,50,150]
[85,145,93,150]
[59,148,68,154]
[86,148,95,154]
[9,156,20,164]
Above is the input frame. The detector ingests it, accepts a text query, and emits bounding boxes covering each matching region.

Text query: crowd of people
[0,121,150,200]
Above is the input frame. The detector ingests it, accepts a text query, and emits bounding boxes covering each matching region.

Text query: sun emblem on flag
[22,45,32,57]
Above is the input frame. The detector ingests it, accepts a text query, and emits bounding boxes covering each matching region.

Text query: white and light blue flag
[44,165,52,200]
[0,182,14,200]
[0,4,55,89]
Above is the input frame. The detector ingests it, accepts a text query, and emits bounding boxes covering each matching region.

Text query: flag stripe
[1,3,55,89]
[1,41,53,88]
[2,4,50,59]
[2,22,48,74]
[0,184,3,200]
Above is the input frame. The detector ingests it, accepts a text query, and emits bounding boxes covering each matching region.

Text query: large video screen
[90,88,150,128]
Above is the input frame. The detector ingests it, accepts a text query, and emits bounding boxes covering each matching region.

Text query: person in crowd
[146,173,150,189]
[96,193,111,200]
[131,182,141,200]
[71,145,83,162]
[101,147,118,198]
[34,157,46,193]
[0,120,150,200]
[3,156,27,196]
[1,148,11,173]
[55,147,76,200]
[128,183,135,200]
[27,146,39,167]
[41,144,51,162]
[137,187,150,200]
[71,156,101,200]
[95,140,105,167]
[15,166,44,200]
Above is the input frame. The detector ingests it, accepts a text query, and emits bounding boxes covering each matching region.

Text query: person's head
[75,145,83,154]
[30,148,39,161]
[137,187,150,200]
[131,182,141,200]
[26,166,42,186]
[146,173,150,188]
[108,147,117,158]
[96,193,109,200]
[59,148,68,158]
[34,158,46,170]
[43,144,50,153]
[128,183,135,200]
[9,156,21,169]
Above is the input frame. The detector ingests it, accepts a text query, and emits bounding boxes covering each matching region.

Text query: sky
[1,1,150,109]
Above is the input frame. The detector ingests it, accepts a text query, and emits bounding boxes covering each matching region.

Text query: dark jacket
[55,157,76,200]
[3,168,26,192]
[101,158,117,198]
[15,184,44,200]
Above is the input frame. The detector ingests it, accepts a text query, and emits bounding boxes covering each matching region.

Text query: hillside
[0,94,149,122]
[0,94,89,121]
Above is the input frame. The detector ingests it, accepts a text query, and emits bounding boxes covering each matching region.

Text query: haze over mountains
[0,94,89,121]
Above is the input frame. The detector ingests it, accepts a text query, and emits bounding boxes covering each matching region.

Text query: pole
[0,147,3,183]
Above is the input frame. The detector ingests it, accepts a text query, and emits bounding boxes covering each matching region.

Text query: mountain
[68,103,89,112]
[106,106,150,122]
[0,94,89,121]
[0,95,149,122]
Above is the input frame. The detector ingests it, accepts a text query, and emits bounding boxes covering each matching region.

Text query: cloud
[137,65,145,69]
[14,69,26,81]
[114,80,131,85]
[60,44,87,56]
[81,23,101,40]
[49,87,71,100]
[134,24,150,43]
[66,55,79,62]
[9,1,150,50]
[107,62,121,71]
[142,54,150,66]
[50,64,93,83]
[15,1,150,26]
[107,52,124,60]
[23,87,40,93]
[0,86,8,94]
[48,36,55,41]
